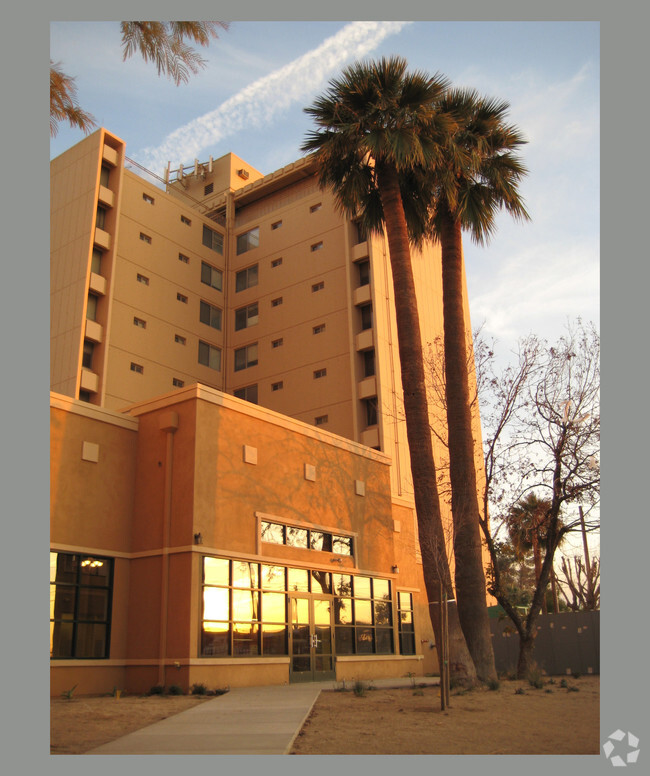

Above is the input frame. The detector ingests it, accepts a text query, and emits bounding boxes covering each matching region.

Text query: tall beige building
[51,127,475,503]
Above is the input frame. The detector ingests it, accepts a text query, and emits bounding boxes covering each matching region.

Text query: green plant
[487,678,500,691]
[545,688,553,693]
[547,678,556,685]
[167,684,183,695]
[525,662,544,689]
[413,689,424,696]
[191,682,208,695]
[61,684,78,700]
[514,687,526,695]
[212,686,230,696]
[572,671,582,679]
[353,680,367,697]
[149,684,165,695]
[406,671,416,688]
[560,679,568,688]
[568,685,580,692]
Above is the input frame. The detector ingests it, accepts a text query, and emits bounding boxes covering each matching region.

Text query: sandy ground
[50,694,212,754]
[51,676,599,755]
[290,676,600,755]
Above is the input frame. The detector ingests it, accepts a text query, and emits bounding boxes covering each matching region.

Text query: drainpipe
[158,411,179,687]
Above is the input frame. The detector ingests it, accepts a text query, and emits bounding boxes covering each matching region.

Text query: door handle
[310,634,320,648]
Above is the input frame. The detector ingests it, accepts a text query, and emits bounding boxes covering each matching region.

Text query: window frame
[236,227,260,255]
[198,340,222,371]
[200,300,223,331]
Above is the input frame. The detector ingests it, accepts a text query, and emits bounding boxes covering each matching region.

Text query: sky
[50,20,600,360]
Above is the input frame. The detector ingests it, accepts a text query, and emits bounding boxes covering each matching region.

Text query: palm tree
[422,89,530,680]
[302,57,477,683]
[51,22,228,136]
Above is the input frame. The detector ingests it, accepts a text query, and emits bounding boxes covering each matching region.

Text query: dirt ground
[51,676,599,755]
[50,694,212,754]
[290,676,600,755]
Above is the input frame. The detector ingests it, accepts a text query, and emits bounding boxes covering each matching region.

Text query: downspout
[158,411,179,687]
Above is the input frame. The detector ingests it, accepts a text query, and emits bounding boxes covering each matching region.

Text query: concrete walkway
[87,675,439,755]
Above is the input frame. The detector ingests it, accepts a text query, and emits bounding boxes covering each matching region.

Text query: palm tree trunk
[439,205,497,682]
[375,162,476,684]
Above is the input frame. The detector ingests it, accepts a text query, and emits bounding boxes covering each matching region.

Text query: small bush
[167,684,183,695]
[353,680,367,697]
[526,663,544,689]
[212,686,230,696]
[515,687,526,695]
[568,685,580,693]
[191,683,208,695]
[412,689,424,696]
[545,688,553,693]
[487,678,500,691]
[560,679,568,688]
[61,684,78,700]
[149,684,165,696]
[572,671,582,679]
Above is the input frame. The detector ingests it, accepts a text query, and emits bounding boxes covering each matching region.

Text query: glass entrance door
[289,594,335,682]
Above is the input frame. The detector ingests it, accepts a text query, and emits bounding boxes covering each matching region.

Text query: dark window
[91,248,103,275]
[201,261,223,291]
[82,340,94,369]
[181,215,191,225]
[363,349,375,377]
[173,378,184,388]
[357,260,370,286]
[235,303,259,331]
[236,227,260,255]
[398,592,415,655]
[96,206,107,230]
[364,397,378,426]
[360,304,373,331]
[203,225,224,254]
[234,384,258,404]
[204,182,214,196]
[234,344,258,371]
[235,264,258,292]
[100,166,110,187]
[198,341,221,371]
[200,300,222,331]
[50,552,113,659]
[86,294,98,321]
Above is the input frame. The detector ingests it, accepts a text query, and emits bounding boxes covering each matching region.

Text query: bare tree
[557,553,600,611]
[474,320,600,677]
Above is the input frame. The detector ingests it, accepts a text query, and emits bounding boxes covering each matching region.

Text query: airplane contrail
[135,21,411,173]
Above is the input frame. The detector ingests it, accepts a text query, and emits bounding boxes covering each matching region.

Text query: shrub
[149,684,165,695]
[487,678,500,691]
[167,684,183,695]
[560,679,568,688]
[191,683,208,696]
[353,680,367,697]
[515,687,526,695]
[568,685,580,692]
[526,662,544,689]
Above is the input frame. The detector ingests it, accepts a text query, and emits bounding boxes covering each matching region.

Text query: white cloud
[135,21,411,171]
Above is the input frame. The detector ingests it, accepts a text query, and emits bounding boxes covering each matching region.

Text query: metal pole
[443,591,450,706]
[438,581,446,711]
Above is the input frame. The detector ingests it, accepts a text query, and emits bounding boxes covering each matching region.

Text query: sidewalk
[87,675,439,755]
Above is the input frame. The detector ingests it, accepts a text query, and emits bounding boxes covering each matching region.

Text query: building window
[234,384,258,404]
[313,324,326,335]
[363,397,378,427]
[204,182,214,196]
[312,281,324,292]
[234,344,258,371]
[175,334,186,345]
[271,297,283,307]
[397,592,415,655]
[181,215,192,225]
[235,302,259,331]
[133,317,146,329]
[200,300,223,331]
[352,219,367,245]
[130,362,143,374]
[271,381,283,392]
[179,253,190,264]
[360,304,373,331]
[311,241,323,252]
[271,338,283,349]
[236,227,260,255]
[271,220,282,230]
[78,390,91,403]
[100,166,110,187]
[82,340,94,369]
[137,273,149,285]
[91,248,103,275]
[235,264,258,292]
[357,260,370,286]
[203,225,224,254]
[261,523,354,558]
[310,203,322,213]
[50,552,113,659]
[363,349,375,377]
[173,378,185,388]
[142,193,154,204]
[271,257,283,268]
[201,261,223,291]
[314,368,327,379]
[315,414,328,425]
[140,232,152,244]
[198,341,222,371]
[86,294,98,321]
[177,292,188,304]
[96,206,107,230]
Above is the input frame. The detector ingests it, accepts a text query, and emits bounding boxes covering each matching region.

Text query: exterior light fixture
[392,565,399,574]
[194,533,203,545]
